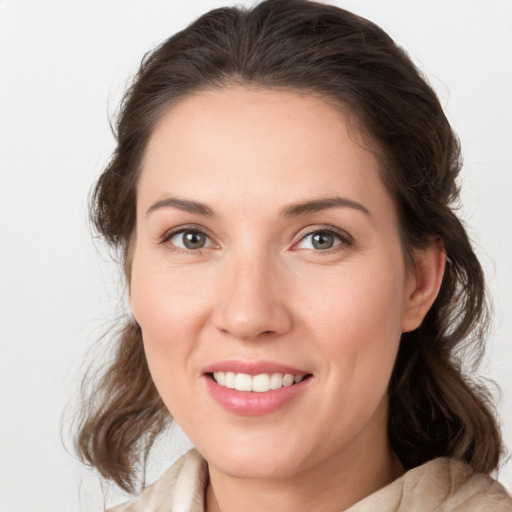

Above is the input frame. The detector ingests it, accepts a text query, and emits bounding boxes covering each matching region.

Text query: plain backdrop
[1,1,511,510]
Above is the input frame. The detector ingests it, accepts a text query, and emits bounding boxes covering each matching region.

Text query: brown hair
[76,0,503,492]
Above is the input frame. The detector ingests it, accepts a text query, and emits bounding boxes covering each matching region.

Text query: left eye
[295,230,344,251]
[168,230,213,250]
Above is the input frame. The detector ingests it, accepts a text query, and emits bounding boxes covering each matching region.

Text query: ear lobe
[128,287,140,326]
[402,240,446,333]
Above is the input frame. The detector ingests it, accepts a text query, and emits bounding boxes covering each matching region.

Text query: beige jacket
[107,449,512,511]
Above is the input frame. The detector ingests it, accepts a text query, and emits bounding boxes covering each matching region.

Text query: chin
[214,453,302,480]
[196,431,314,480]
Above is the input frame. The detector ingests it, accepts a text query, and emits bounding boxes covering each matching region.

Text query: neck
[206,439,403,512]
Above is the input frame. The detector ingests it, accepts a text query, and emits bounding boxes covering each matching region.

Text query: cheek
[297,258,407,384]
[129,254,213,394]
[301,261,406,335]
[130,249,211,334]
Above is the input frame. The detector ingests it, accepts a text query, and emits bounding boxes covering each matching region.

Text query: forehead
[138,86,392,218]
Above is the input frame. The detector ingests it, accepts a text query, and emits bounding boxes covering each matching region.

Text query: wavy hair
[76,0,502,492]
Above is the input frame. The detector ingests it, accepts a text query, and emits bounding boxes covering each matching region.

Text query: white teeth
[283,374,294,387]
[215,371,226,386]
[235,373,252,391]
[212,371,306,392]
[225,372,236,389]
[252,373,270,392]
[270,373,284,390]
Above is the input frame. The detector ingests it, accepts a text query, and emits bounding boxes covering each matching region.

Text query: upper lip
[202,360,310,376]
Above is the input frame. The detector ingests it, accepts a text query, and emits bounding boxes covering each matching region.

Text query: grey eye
[311,232,335,250]
[183,231,206,249]
[170,230,210,250]
[295,229,344,251]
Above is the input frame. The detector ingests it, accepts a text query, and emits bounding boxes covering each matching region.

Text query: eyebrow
[146,195,371,218]
[281,196,371,218]
[147,197,215,216]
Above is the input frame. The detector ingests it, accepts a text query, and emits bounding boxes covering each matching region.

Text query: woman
[76,0,512,510]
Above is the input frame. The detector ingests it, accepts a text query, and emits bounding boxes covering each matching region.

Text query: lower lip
[204,376,310,416]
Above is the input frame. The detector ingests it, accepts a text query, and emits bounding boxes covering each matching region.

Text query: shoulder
[348,458,512,512]
[401,458,512,511]
[106,449,208,512]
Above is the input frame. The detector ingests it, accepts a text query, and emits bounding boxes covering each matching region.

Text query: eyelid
[291,225,354,251]
[160,224,217,250]
[159,223,352,252]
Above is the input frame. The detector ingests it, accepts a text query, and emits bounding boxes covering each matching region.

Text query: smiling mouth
[210,371,310,393]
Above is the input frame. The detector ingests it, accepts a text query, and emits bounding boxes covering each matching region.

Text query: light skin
[129,86,445,512]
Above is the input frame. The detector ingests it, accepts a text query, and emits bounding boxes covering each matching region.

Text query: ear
[401,239,446,333]
[127,278,140,326]
[125,233,136,314]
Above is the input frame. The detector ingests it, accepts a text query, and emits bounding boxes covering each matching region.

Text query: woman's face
[130,87,422,480]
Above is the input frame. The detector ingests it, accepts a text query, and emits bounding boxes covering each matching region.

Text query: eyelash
[292,227,353,253]
[160,226,353,254]
[161,225,214,253]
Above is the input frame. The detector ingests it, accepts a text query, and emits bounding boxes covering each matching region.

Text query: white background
[0,1,511,510]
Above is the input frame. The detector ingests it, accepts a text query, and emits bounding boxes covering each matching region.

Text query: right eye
[167,229,213,250]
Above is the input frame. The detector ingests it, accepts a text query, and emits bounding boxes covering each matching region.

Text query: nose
[211,253,293,341]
